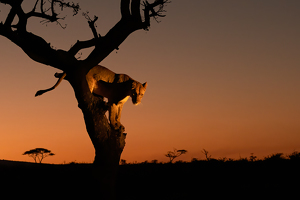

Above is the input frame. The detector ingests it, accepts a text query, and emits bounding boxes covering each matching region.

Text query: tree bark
[0,0,169,198]
[65,67,126,199]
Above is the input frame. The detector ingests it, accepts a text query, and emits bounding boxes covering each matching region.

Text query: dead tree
[0,0,169,198]
[202,149,211,161]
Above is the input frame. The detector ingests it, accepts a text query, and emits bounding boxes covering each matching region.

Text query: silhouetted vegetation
[117,151,300,199]
[249,153,257,161]
[120,159,127,165]
[23,148,55,163]
[165,148,187,163]
[201,148,211,160]
[1,151,300,198]
[287,151,300,160]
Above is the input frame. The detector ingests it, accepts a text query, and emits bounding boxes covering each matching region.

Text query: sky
[0,0,299,164]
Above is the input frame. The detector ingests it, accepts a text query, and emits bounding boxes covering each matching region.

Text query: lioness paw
[110,122,125,132]
[119,124,125,132]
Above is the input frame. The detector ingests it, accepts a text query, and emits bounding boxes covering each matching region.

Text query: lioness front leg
[109,103,124,131]
[116,103,124,126]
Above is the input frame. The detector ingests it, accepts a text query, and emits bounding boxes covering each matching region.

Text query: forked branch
[83,12,100,39]
[29,0,80,24]
[143,0,170,27]
[0,0,170,72]
[68,12,100,56]
[81,0,170,69]
[0,0,80,30]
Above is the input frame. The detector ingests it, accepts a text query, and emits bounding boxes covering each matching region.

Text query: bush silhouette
[287,151,300,161]
[264,153,285,161]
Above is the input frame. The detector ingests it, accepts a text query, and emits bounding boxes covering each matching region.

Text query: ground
[0,158,299,199]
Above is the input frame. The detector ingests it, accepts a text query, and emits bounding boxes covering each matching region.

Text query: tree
[23,148,55,163]
[165,149,187,163]
[0,0,170,198]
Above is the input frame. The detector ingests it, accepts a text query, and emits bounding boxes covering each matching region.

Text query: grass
[1,152,300,199]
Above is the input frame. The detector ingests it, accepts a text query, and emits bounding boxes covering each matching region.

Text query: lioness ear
[143,82,148,89]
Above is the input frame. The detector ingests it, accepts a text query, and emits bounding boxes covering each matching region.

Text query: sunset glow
[0,0,299,164]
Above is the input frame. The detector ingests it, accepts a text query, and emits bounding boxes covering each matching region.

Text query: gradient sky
[0,0,299,164]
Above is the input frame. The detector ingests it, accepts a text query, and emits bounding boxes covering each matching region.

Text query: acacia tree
[165,149,187,163]
[23,148,55,163]
[0,0,169,198]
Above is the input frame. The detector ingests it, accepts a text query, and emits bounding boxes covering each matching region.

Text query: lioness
[35,65,147,130]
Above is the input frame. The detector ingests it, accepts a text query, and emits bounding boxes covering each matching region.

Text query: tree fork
[69,70,126,167]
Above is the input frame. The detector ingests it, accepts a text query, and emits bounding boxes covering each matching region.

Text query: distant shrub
[141,160,149,164]
[207,158,218,162]
[249,153,257,162]
[218,157,228,162]
[120,159,127,165]
[264,153,285,161]
[238,157,248,162]
[175,160,185,164]
[151,159,158,164]
[68,161,77,165]
[287,151,300,161]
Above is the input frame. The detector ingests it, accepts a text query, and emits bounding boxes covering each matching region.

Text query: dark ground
[0,158,299,199]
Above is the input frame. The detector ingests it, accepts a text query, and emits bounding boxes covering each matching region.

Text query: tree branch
[1,0,169,73]
[68,38,96,57]
[40,0,45,14]
[83,12,101,39]
[26,11,58,22]
[0,0,81,71]
[131,0,142,22]
[0,0,22,6]
[55,0,80,16]
[89,16,99,38]
[66,12,102,57]
[32,0,39,12]
[120,0,130,18]
[51,0,56,16]
[27,0,80,24]
[1,0,27,31]
[4,7,17,27]
[143,0,170,28]
[81,0,170,71]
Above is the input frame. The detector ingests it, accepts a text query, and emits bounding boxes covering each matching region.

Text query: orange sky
[0,0,300,164]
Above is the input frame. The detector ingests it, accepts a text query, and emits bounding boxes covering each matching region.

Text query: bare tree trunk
[0,0,170,198]
[81,101,125,199]
[67,69,126,199]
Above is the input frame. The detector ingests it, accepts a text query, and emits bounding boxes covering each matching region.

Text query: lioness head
[131,81,147,105]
